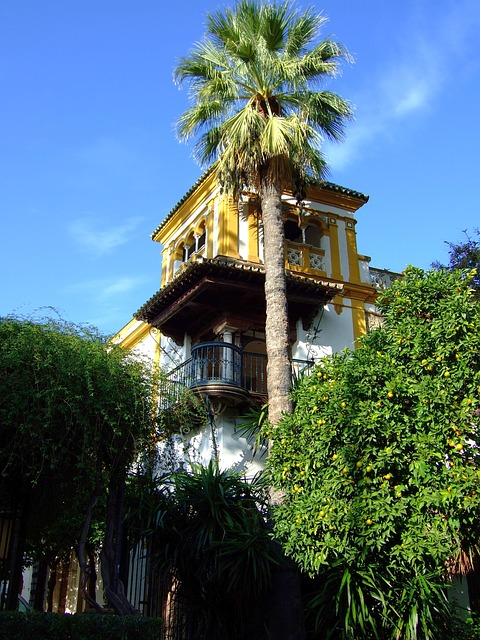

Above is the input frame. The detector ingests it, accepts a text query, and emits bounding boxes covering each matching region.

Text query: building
[115,169,395,478]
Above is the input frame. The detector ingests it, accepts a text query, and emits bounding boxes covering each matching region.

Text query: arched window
[304,224,321,248]
[284,219,322,247]
[172,242,185,276]
[183,232,196,261]
[196,221,206,252]
[284,219,302,243]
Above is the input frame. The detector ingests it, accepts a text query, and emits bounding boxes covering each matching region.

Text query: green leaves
[135,462,275,640]
[174,0,352,195]
[0,316,158,560]
[267,267,480,637]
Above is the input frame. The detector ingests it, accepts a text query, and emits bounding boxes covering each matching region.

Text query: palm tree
[133,463,275,640]
[175,0,352,429]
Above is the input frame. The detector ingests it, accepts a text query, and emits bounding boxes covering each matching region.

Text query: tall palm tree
[175,0,352,430]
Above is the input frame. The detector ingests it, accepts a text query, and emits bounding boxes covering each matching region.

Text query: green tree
[0,317,159,614]
[174,0,352,427]
[267,267,480,638]
[433,228,480,288]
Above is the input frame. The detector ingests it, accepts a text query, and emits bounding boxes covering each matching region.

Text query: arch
[284,219,302,243]
[172,241,184,263]
[196,220,206,253]
[194,218,207,236]
[243,338,266,355]
[183,231,196,261]
[304,223,321,248]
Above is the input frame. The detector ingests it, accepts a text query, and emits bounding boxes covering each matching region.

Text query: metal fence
[159,342,314,405]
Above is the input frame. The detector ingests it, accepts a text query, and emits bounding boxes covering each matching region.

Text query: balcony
[160,342,313,406]
[285,241,326,273]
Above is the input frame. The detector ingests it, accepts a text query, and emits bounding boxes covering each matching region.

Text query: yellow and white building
[115,169,397,475]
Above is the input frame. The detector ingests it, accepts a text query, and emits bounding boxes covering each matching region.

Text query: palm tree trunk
[259,172,306,640]
[259,174,293,427]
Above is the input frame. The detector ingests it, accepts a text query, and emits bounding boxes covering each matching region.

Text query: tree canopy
[266,267,480,638]
[175,0,352,198]
[0,316,158,612]
[175,0,351,434]
[0,317,154,490]
[433,228,480,288]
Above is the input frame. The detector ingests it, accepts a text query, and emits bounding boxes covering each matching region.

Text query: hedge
[0,612,162,640]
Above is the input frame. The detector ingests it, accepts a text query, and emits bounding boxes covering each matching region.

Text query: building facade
[115,170,395,478]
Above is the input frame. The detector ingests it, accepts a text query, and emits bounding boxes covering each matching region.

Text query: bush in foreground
[0,612,162,640]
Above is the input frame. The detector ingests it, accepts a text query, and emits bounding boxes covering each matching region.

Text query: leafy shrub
[0,612,162,640]
[268,267,480,638]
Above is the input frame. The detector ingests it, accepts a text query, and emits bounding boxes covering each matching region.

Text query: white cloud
[393,82,431,118]
[66,276,146,302]
[69,217,144,256]
[323,121,375,172]
[326,1,479,171]
[101,277,143,298]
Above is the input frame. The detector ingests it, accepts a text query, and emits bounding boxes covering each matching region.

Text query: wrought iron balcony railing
[159,341,314,405]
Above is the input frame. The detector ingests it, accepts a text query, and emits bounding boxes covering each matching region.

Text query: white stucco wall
[163,406,266,477]
[160,334,189,371]
[336,219,350,282]
[359,258,372,284]
[293,301,356,361]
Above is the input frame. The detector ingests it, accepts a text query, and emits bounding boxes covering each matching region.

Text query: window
[197,231,206,251]
[284,220,322,248]
[183,232,196,261]
[284,219,303,243]
[184,241,196,261]
[304,224,321,248]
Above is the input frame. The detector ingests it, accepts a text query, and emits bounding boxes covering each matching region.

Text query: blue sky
[1,0,479,335]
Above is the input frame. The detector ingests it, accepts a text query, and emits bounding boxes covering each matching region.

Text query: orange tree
[266,266,480,639]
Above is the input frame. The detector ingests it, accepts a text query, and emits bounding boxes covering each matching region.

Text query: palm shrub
[134,462,276,640]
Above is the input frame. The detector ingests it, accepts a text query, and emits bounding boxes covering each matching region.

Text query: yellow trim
[167,243,184,282]
[344,283,379,306]
[194,218,207,235]
[113,319,152,351]
[153,171,218,245]
[247,205,260,263]
[206,203,214,259]
[331,296,368,346]
[299,184,367,213]
[284,187,366,215]
[152,328,162,371]
[217,195,241,258]
[351,299,367,344]
[217,195,227,255]
[226,196,240,258]
[161,247,168,287]
[345,222,361,284]
[328,222,343,280]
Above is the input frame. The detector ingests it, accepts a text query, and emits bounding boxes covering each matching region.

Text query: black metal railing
[159,342,314,404]
[190,342,243,387]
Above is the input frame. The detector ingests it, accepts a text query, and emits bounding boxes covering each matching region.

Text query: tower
[115,169,395,473]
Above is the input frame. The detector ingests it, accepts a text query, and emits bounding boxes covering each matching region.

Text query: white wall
[293,301,356,360]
